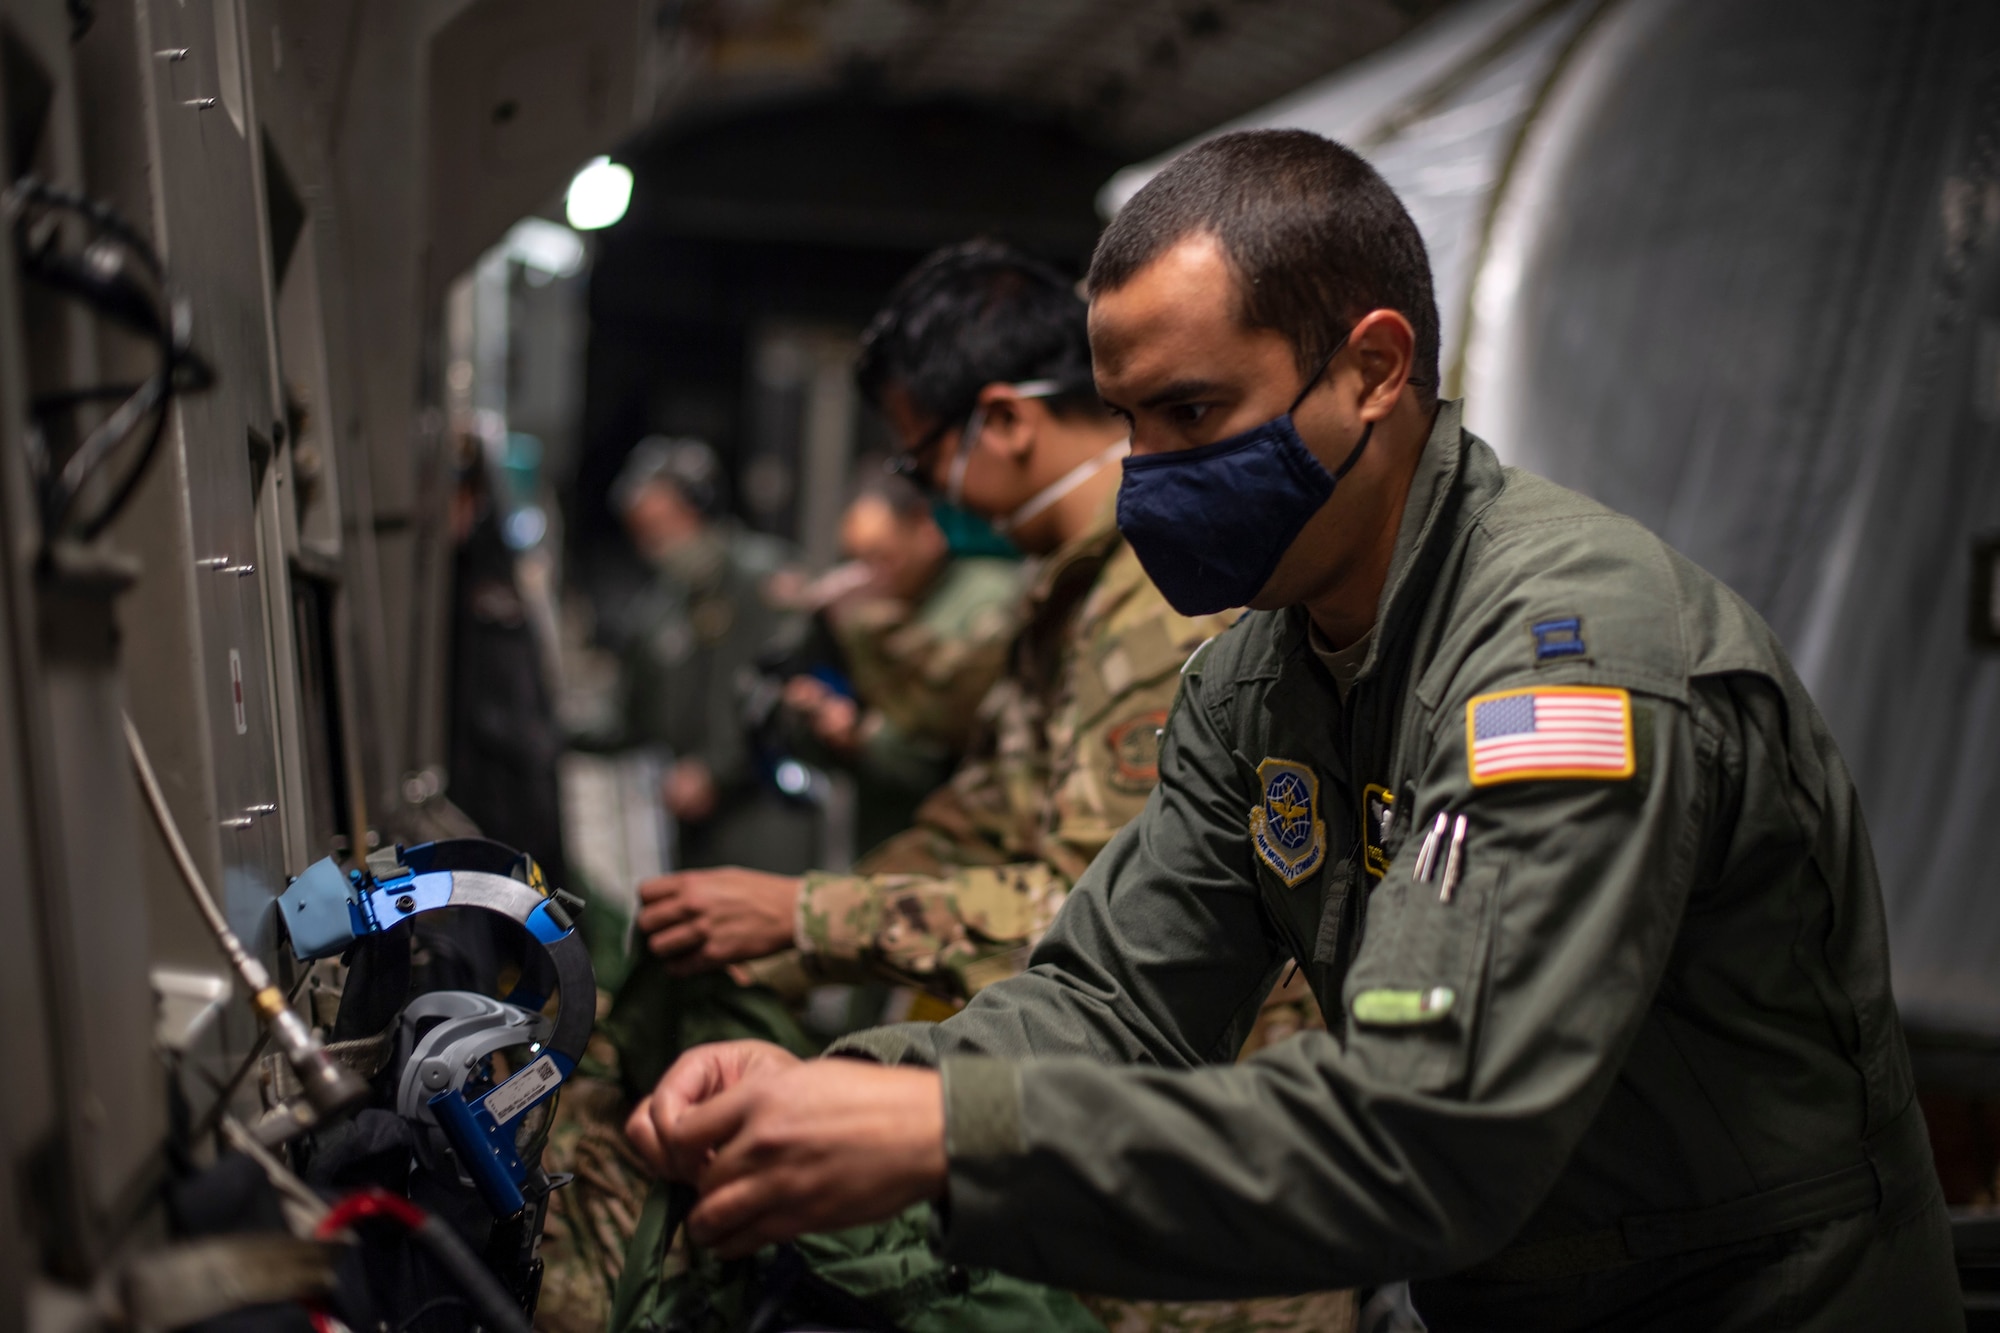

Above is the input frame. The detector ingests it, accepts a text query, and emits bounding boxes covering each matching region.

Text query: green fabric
[613,1202,1101,1333]
[829,401,1954,1327]
[940,1058,1022,1159]
[608,1182,677,1333]
[604,959,821,1103]
[573,864,640,999]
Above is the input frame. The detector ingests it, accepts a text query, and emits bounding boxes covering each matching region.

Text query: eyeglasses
[886,411,963,488]
[884,380,1069,492]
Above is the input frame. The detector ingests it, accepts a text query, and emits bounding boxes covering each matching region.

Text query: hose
[314,1189,534,1333]
[123,710,366,1116]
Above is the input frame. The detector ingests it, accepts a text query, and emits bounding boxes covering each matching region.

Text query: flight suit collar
[1276,398,1471,683]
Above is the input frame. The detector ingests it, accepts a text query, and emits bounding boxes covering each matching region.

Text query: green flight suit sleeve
[842,660,1719,1298]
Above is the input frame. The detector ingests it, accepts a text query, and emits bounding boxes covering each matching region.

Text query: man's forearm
[796,862,1068,998]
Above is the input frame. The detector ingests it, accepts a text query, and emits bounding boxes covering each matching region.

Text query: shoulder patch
[1250,758,1326,887]
[1104,709,1169,791]
[1466,686,1634,786]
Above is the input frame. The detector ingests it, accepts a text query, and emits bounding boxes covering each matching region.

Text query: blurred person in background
[447,440,569,885]
[592,435,817,874]
[780,465,1023,854]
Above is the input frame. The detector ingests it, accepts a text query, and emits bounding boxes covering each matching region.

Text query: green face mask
[930,498,1020,559]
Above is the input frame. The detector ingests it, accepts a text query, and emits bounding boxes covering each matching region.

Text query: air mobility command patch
[1362,783,1395,879]
[1467,686,1634,786]
[1251,758,1326,887]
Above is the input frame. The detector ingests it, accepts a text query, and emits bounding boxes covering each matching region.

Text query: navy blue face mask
[1116,343,1372,616]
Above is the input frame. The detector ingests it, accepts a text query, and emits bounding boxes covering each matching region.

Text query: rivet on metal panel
[184,98,219,111]
[155,48,190,62]
[248,803,278,818]
[197,555,230,569]
[219,816,255,830]
[224,563,256,577]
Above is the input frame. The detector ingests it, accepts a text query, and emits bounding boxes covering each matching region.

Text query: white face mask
[943,380,1129,536]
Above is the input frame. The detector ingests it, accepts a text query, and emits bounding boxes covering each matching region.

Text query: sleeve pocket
[1341,860,1502,1095]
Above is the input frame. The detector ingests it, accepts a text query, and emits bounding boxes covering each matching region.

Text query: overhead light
[503,217,586,280]
[565,156,632,230]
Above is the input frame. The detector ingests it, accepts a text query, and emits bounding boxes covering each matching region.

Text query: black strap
[1464,1097,1932,1283]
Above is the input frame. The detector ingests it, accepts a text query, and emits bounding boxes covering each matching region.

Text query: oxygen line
[123,711,366,1115]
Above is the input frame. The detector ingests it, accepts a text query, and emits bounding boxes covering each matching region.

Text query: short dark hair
[856,239,1100,425]
[1088,130,1439,405]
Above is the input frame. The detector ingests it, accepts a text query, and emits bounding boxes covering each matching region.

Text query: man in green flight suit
[624,130,1960,1329]
[597,437,817,874]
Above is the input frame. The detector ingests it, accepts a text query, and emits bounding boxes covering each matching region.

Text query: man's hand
[782,676,861,754]
[662,758,718,823]
[628,1042,948,1258]
[626,1039,802,1180]
[636,867,802,972]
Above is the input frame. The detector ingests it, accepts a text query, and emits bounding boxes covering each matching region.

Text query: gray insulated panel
[1467,0,2000,1035]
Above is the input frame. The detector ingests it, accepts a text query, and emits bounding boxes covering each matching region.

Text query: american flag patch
[1465,686,1634,786]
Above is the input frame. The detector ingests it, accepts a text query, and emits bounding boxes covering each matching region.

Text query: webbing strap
[607,1181,693,1333]
[1464,1098,1931,1283]
[263,1022,397,1101]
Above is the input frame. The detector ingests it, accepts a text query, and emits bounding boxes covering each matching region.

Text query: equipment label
[229,649,247,735]
[487,1054,559,1124]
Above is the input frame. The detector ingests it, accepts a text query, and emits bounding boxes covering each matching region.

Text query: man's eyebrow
[1134,379,1224,410]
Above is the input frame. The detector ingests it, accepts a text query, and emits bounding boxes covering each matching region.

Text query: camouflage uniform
[831,554,1024,756]
[794,499,1237,999]
[537,1067,649,1333]
[823,554,1024,852]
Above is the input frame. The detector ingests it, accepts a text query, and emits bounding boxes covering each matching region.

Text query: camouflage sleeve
[834,592,1019,754]
[795,860,1070,999]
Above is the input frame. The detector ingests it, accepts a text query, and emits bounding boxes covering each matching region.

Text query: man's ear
[1349,309,1417,419]
[973,383,1038,464]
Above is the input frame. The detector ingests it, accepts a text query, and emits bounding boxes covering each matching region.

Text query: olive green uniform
[602,525,816,872]
[835,403,1958,1330]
